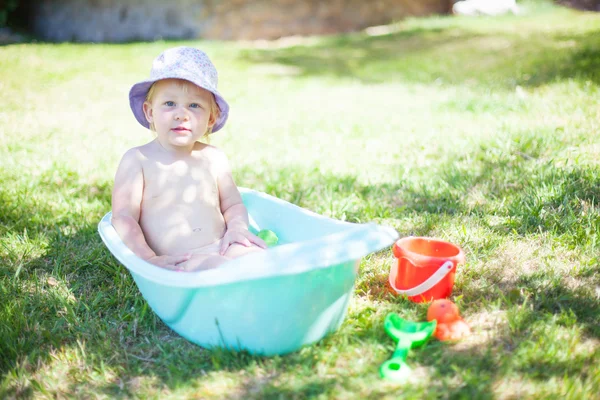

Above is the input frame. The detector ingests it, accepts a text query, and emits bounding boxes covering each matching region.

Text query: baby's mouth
[172,126,191,134]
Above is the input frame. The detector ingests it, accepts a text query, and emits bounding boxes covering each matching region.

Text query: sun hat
[129,46,229,133]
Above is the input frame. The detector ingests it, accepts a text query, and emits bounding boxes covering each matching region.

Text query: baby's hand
[219,228,267,255]
[146,254,191,270]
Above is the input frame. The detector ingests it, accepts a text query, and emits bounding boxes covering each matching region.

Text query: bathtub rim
[98,187,398,288]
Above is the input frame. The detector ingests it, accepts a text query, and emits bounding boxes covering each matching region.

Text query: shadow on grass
[0,167,343,397]
[232,149,599,400]
[239,19,600,88]
[1,146,598,397]
[415,284,600,396]
[233,129,600,341]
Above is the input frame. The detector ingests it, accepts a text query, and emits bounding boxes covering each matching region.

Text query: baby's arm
[111,149,189,268]
[214,149,266,254]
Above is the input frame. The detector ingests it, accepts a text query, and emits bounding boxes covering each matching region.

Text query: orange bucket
[389,237,465,303]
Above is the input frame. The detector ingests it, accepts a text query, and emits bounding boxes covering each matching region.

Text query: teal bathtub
[98,188,398,355]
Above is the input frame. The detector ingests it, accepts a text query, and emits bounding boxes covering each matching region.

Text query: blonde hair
[145,79,221,143]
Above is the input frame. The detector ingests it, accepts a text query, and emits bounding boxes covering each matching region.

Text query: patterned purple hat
[129,47,229,132]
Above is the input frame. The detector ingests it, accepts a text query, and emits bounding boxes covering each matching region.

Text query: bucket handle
[389,260,454,297]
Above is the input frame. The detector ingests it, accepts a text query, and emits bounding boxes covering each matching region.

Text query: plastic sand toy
[379,313,437,382]
[257,229,279,247]
[389,237,466,303]
[427,299,471,341]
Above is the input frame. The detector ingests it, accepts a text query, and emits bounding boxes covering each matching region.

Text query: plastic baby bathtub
[98,188,398,355]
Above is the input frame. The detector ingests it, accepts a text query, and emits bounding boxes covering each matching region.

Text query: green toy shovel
[379,313,437,382]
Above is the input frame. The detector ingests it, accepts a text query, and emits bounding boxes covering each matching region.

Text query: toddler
[111,46,266,272]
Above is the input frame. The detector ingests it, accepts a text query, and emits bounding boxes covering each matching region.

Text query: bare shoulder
[195,143,226,157]
[195,143,229,166]
[135,140,164,161]
[119,143,154,163]
[116,147,143,171]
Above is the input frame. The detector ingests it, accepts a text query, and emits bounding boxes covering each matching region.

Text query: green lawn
[1,1,599,398]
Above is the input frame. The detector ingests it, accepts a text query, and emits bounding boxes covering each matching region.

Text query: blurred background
[1,0,598,43]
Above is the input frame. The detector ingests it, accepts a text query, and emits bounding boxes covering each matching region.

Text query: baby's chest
[143,160,219,203]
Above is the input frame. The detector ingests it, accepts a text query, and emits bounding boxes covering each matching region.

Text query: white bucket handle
[388,260,454,297]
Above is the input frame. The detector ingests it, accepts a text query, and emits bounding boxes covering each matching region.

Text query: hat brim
[129,77,229,133]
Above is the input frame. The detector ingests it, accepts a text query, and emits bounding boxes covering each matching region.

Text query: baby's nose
[175,108,189,120]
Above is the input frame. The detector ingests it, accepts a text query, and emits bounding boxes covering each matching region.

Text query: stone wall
[32,0,452,42]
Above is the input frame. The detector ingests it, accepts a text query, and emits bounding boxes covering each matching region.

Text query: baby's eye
[189,103,202,109]
[164,101,175,107]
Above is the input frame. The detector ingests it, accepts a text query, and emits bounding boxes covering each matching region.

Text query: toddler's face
[143,79,215,149]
